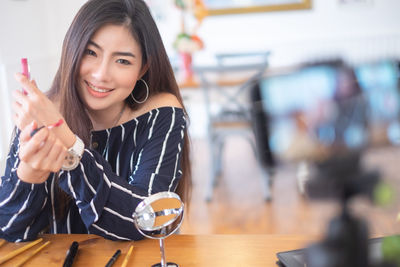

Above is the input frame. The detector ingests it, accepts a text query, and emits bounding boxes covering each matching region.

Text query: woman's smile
[85,80,114,98]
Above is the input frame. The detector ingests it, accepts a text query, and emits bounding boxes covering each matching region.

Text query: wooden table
[0,234,314,266]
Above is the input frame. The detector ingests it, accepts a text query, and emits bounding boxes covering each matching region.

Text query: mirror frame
[133,191,184,234]
[204,0,312,16]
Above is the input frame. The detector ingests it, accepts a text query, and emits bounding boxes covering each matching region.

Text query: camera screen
[253,61,400,163]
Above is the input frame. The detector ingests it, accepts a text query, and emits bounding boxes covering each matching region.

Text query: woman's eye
[116,59,131,65]
[85,49,96,56]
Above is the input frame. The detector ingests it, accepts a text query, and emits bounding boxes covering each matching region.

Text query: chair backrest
[193,52,270,124]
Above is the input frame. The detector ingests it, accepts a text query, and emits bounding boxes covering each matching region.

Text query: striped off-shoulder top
[0,107,186,242]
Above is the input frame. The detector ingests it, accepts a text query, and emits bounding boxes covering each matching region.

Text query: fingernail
[30,121,37,130]
[39,141,45,148]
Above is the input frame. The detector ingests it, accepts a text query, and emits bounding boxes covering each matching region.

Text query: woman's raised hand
[17,121,67,184]
[13,73,64,130]
[13,73,77,149]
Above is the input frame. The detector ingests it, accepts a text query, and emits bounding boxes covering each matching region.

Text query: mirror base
[151,262,179,267]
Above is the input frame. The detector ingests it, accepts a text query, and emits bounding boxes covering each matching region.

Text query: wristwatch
[62,135,85,171]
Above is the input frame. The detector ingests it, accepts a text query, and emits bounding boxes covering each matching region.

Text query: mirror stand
[151,239,178,267]
[133,192,184,267]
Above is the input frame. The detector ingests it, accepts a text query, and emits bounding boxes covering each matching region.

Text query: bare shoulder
[130,93,183,119]
[146,92,182,110]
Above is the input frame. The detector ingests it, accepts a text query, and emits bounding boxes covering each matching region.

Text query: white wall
[0,0,84,89]
[193,0,400,66]
[0,0,399,172]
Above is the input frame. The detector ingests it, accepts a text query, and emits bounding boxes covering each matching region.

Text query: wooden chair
[193,51,273,201]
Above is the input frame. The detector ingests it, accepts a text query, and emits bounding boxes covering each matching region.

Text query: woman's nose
[92,60,111,82]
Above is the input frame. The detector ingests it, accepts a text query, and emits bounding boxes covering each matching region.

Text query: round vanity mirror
[133,191,184,267]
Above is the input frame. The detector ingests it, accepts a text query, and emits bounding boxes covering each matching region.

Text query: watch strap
[68,135,84,158]
[61,135,84,171]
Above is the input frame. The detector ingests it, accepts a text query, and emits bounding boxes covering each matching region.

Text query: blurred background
[0,0,399,238]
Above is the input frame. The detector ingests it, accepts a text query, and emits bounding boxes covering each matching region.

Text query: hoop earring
[131,79,149,104]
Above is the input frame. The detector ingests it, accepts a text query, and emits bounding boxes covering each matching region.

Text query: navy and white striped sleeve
[130,107,186,194]
[0,130,51,242]
[58,107,186,241]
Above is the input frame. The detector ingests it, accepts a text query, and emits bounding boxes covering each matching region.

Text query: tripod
[304,151,385,267]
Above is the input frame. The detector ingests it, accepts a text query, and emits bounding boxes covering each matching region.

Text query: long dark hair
[48,0,191,206]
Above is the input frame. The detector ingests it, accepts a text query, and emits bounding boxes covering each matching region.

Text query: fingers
[12,97,22,110]
[33,136,67,172]
[12,89,28,112]
[13,100,35,130]
[14,72,40,96]
[48,141,68,172]
[19,127,67,173]
[12,87,37,128]
[19,126,49,162]
[13,74,64,131]
[30,132,57,169]
[20,121,38,143]
[12,88,38,116]
[12,86,27,101]
[31,79,38,87]
[13,73,43,109]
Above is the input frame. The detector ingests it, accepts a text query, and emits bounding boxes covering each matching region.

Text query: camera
[250,59,400,266]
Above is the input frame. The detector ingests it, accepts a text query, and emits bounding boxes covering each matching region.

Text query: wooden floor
[180,136,400,238]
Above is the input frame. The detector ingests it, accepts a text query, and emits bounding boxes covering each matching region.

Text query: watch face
[62,152,79,171]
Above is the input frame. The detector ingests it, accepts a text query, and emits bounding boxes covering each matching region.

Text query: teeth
[88,82,111,93]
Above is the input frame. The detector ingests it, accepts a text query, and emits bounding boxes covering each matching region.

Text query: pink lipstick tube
[21,58,30,94]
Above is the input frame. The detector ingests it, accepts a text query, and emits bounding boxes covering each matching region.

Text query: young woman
[0,0,191,242]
